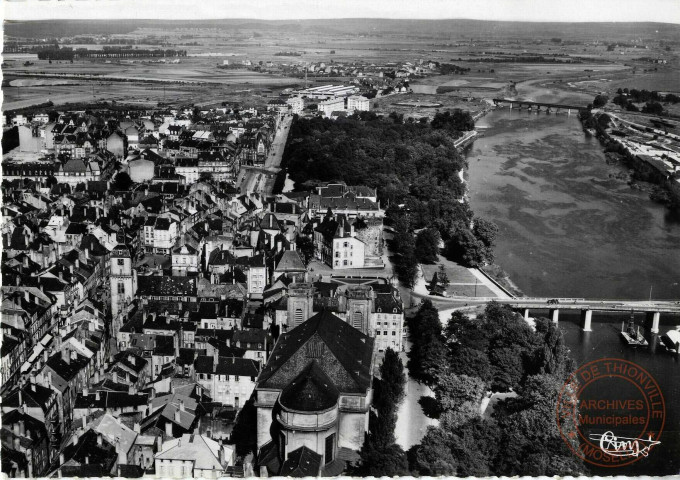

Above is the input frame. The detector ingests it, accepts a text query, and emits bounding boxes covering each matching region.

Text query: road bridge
[496,297,680,332]
[492,98,587,114]
[425,294,680,333]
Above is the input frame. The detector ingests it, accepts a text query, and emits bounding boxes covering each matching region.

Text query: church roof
[279,360,339,412]
[257,310,374,394]
[280,446,322,477]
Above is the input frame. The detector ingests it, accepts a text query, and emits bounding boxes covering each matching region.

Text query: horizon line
[4,17,680,25]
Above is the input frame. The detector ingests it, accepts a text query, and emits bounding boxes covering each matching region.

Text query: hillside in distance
[5,18,680,41]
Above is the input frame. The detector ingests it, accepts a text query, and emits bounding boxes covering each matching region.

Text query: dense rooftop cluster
[1,103,403,478]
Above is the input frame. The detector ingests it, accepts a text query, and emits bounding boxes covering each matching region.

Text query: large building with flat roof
[293,84,359,100]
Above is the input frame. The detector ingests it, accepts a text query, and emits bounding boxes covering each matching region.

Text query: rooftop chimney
[179,399,185,412]
[174,410,181,423]
[165,421,173,437]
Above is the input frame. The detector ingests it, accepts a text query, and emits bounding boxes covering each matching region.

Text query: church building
[273,281,404,352]
[255,311,375,476]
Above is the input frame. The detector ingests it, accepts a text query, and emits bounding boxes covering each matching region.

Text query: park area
[420,258,496,298]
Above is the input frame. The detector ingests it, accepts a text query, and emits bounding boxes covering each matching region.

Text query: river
[465,108,680,475]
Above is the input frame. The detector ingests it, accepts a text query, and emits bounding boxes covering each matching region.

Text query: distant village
[1,84,406,477]
[223,57,437,92]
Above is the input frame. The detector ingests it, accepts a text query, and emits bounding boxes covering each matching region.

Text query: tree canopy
[415,227,441,264]
[295,235,315,266]
[111,171,133,191]
[282,113,490,285]
[353,348,408,476]
[407,302,585,476]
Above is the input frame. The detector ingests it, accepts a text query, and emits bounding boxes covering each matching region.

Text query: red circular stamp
[556,358,665,468]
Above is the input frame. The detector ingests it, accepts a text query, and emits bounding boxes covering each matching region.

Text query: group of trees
[295,235,315,265]
[352,348,409,476]
[283,111,496,285]
[429,264,450,292]
[592,94,608,108]
[611,88,678,115]
[430,110,475,132]
[36,46,187,60]
[437,62,471,75]
[405,301,584,476]
[445,217,498,267]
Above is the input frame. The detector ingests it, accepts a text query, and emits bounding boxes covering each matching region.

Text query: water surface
[466,109,680,475]
[467,109,680,300]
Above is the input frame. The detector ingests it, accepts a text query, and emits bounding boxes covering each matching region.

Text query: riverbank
[579,109,680,210]
[457,109,526,300]
[480,264,524,297]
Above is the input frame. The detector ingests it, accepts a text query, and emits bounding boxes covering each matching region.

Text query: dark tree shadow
[418,395,441,419]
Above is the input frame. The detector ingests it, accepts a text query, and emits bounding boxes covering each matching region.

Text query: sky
[3,0,680,23]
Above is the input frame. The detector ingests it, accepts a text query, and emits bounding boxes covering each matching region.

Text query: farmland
[3,19,679,113]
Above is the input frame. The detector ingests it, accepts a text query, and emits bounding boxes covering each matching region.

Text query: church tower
[344,285,374,335]
[286,283,315,330]
[109,244,137,332]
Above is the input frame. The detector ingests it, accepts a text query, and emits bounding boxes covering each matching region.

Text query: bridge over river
[502,297,680,332]
[492,98,587,113]
[452,296,680,332]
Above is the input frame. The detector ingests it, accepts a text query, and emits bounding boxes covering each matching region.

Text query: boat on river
[661,326,680,354]
[620,311,649,347]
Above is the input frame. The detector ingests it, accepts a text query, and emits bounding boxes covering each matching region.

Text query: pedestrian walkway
[394,347,438,450]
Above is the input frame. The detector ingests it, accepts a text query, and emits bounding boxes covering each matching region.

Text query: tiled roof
[150,393,199,430]
[280,446,322,477]
[74,391,149,409]
[279,360,339,412]
[155,434,228,471]
[374,292,403,314]
[194,355,259,377]
[275,250,306,272]
[137,276,198,297]
[257,310,374,394]
[46,351,90,382]
[3,383,55,408]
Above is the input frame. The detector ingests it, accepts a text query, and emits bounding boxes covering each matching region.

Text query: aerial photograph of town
[1,0,679,477]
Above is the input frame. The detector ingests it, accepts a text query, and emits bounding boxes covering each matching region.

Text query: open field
[4,19,679,112]
[371,92,489,119]
[3,55,297,85]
